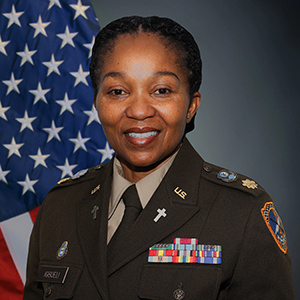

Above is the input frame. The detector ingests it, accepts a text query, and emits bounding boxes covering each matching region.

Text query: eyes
[153,88,172,95]
[108,89,126,96]
[107,87,172,97]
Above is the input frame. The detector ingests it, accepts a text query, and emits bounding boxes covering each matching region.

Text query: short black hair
[90,16,202,132]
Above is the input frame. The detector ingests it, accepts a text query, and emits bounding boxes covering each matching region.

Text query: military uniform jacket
[23,139,295,299]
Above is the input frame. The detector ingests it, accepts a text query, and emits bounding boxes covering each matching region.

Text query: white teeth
[128,131,158,138]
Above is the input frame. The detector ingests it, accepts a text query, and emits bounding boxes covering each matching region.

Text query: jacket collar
[77,138,206,295]
[107,138,204,274]
[76,158,113,300]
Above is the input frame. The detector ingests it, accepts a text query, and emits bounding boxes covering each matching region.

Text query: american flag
[0,1,113,298]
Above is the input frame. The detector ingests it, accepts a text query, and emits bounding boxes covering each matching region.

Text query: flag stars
[2,73,23,95]
[29,148,50,168]
[16,111,37,132]
[30,15,51,38]
[98,142,114,163]
[29,82,50,104]
[17,44,37,66]
[4,137,24,158]
[0,102,10,121]
[69,131,90,152]
[48,0,62,10]
[56,93,77,115]
[3,5,24,28]
[57,158,77,178]
[70,64,89,86]
[17,174,38,195]
[57,26,78,48]
[42,54,64,76]
[70,0,89,19]
[43,121,64,142]
[0,35,10,56]
[84,106,101,125]
[84,36,95,58]
[0,165,10,184]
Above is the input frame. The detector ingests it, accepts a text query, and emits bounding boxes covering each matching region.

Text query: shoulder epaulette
[201,161,265,197]
[54,164,104,188]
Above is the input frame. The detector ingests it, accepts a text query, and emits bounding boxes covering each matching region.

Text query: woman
[24,16,295,299]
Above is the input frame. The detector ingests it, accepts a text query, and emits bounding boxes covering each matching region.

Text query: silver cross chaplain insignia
[91,205,99,220]
[154,208,167,222]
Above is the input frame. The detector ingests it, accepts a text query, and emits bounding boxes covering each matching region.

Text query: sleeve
[224,194,295,299]
[23,205,44,300]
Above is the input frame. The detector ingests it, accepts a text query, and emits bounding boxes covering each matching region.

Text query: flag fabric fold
[0,1,109,298]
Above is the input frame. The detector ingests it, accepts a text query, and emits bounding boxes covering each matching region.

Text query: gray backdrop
[91,0,300,296]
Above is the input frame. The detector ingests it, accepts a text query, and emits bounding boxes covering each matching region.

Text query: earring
[187,114,190,119]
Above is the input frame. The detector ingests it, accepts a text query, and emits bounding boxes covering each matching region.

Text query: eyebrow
[153,71,180,82]
[101,71,180,83]
[101,72,125,83]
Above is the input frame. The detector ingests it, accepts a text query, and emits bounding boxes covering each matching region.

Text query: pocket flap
[38,262,83,299]
[139,264,222,299]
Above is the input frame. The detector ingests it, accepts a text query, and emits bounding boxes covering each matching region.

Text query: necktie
[108,185,142,255]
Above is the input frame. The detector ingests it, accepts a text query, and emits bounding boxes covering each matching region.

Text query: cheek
[97,102,119,126]
[161,101,188,128]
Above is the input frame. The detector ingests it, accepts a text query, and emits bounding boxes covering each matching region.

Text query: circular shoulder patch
[261,202,287,254]
[217,169,238,183]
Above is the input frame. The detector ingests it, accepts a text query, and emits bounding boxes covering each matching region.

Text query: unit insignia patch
[261,202,287,254]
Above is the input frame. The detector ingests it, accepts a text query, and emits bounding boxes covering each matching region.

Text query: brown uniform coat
[23,139,295,299]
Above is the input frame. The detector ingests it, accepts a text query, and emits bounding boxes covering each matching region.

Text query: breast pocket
[38,262,83,300]
[138,264,222,300]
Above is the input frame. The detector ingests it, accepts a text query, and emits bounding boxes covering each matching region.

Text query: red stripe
[0,227,24,300]
[29,206,40,223]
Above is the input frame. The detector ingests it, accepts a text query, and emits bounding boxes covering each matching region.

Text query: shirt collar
[109,150,178,217]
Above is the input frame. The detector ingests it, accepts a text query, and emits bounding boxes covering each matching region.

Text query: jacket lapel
[77,161,113,300]
[108,139,204,275]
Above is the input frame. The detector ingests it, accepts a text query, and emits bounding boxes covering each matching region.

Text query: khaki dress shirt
[107,152,177,243]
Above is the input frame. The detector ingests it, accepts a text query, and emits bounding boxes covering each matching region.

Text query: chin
[118,154,160,170]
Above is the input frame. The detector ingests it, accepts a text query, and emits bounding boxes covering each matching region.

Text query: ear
[187,92,201,123]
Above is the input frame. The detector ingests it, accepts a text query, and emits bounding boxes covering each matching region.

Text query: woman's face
[95,33,200,179]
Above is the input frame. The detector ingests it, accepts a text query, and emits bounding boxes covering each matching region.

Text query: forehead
[110,32,173,59]
[100,32,186,78]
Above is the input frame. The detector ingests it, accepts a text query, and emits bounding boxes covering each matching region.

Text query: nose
[125,93,156,120]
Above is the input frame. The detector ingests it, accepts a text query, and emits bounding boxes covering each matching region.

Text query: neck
[117,147,180,183]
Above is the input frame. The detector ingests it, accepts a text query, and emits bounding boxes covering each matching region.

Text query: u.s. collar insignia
[261,202,287,254]
[242,179,258,189]
[57,241,68,260]
[217,169,238,183]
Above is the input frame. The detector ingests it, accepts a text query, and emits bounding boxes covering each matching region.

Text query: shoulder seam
[202,161,265,197]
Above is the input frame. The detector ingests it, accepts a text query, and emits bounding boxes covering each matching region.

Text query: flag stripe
[0,227,24,299]
[0,213,33,284]
[29,206,40,223]
[0,1,106,298]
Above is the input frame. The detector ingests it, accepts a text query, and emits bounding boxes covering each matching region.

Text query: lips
[124,127,159,146]
[128,131,158,139]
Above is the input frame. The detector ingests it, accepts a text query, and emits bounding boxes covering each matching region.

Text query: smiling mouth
[128,131,158,139]
[125,129,159,146]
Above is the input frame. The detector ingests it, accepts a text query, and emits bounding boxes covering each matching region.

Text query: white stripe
[0,212,33,285]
